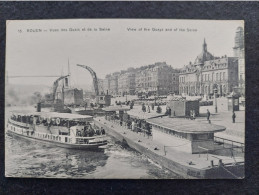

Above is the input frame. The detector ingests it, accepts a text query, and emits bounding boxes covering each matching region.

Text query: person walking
[190,110,193,120]
[192,110,196,120]
[101,127,105,135]
[207,109,210,121]
[232,111,236,123]
[131,120,135,131]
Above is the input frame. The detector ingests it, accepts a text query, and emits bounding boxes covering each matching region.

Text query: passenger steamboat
[6,110,108,150]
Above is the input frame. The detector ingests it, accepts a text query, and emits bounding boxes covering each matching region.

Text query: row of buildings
[102,62,180,96]
[99,27,244,97]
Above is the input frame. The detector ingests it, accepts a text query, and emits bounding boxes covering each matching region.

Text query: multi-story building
[103,74,111,95]
[233,26,245,96]
[109,72,120,96]
[118,71,136,96]
[97,78,105,95]
[179,39,239,97]
[172,69,180,94]
[135,62,179,96]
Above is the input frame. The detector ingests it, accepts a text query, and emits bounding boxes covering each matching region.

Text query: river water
[5,107,182,179]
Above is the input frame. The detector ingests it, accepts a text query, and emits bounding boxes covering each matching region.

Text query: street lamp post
[214,88,218,113]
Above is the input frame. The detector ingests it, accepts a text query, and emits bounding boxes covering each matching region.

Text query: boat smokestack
[37,102,41,112]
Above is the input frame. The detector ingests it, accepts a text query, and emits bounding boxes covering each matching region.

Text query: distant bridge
[8,75,62,78]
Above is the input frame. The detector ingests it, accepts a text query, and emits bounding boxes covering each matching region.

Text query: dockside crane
[77,64,111,107]
[52,74,70,104]
[77,64,99,96]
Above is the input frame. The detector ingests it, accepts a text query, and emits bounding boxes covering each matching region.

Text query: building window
[208,74,210,81]
[216,73,218,81]
[220,72,222,81]
[223,72,225,80]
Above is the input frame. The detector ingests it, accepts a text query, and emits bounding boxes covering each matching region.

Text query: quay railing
[198,146,209,160]
[214,136,244,153]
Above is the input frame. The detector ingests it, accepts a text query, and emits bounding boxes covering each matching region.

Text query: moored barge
[94,106,244,179]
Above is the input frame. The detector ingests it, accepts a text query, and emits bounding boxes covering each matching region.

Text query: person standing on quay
[207,109,210,121]
[131,120,135,131]
[232,111,236,123]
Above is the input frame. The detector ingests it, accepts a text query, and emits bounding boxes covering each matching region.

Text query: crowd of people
[105,114,152,137]
[75,122,106,137]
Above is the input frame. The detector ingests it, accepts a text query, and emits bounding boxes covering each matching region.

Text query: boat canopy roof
[146,117,226,134]
[10,110,93,121]
[10,110,41,116]
[40,112,93,121]
[102,106,130,112]
[127,110,164,120]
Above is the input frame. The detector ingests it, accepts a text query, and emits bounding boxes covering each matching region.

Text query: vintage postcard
[5,19,244,179]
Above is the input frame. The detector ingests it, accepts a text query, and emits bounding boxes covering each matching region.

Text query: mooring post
[218,159,223,167]
[164,146,166,156]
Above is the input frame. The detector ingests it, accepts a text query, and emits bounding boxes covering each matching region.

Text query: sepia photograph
[5,19,245,179]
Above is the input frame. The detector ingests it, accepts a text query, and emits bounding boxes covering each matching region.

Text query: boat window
[192,134,209,140]
[208,133,214,139]
[192,134,197,140]
[65,137,68,143]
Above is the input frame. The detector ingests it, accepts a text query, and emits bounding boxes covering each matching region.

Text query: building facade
[109,72,120,96]
[233,26,245,96]
[64,88,84,106]
[118,71,136,96]
[135,62,179,96]
[179,39,239,97]
[172,69,180,94]
[103,74,111,95]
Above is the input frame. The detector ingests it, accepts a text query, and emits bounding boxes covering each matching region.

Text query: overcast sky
[6,19,243,87]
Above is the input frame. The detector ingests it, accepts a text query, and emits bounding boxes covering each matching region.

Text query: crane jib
[77,64,99,96]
